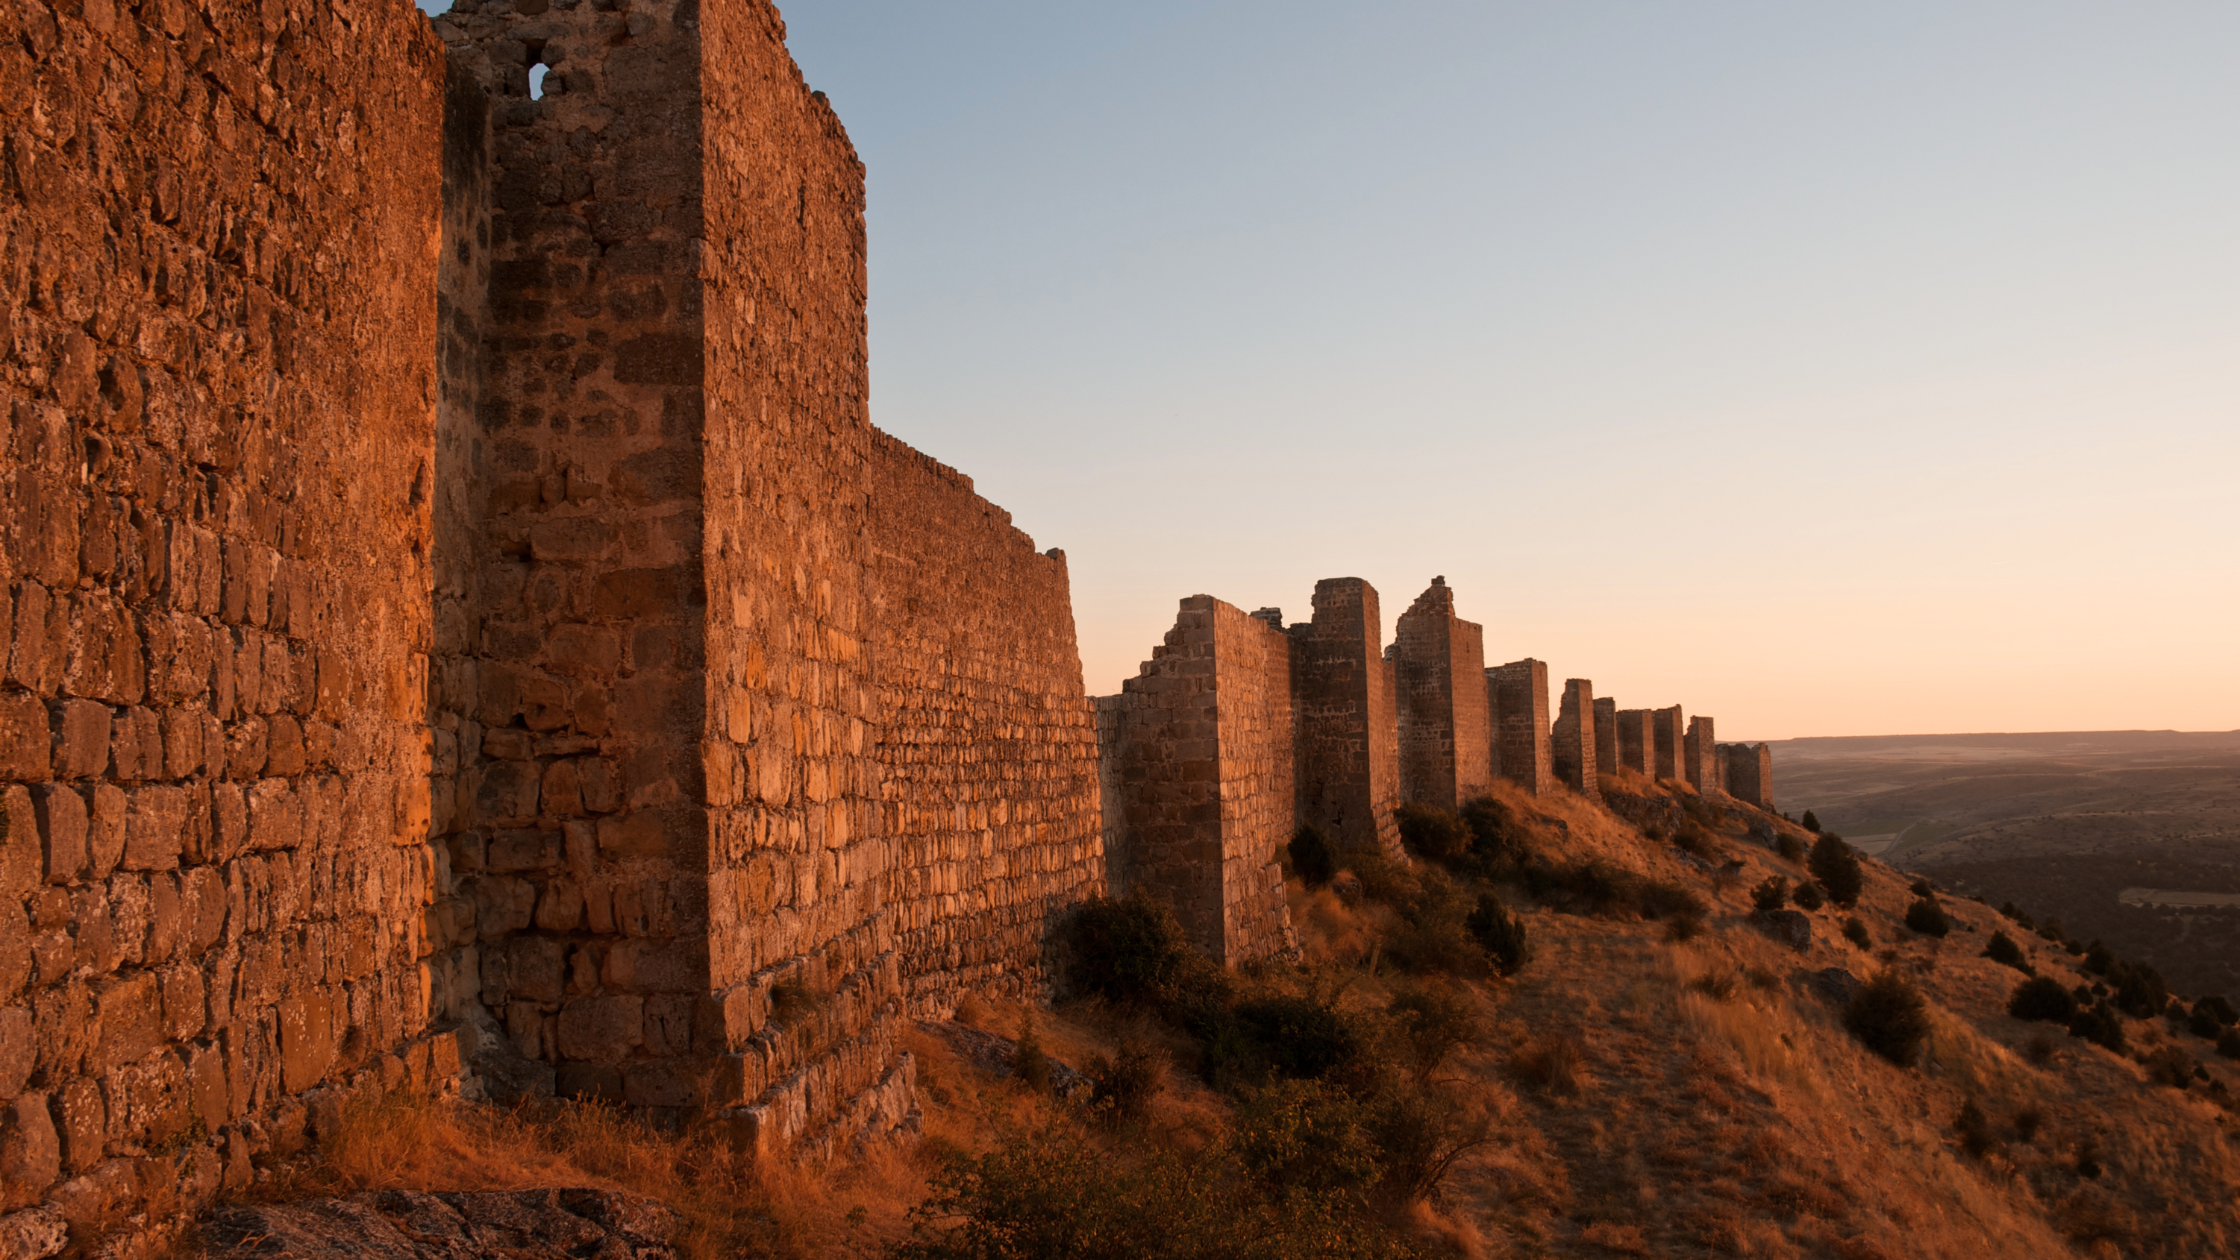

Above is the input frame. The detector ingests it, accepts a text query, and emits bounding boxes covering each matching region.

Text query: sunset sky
[422,1,2240,739]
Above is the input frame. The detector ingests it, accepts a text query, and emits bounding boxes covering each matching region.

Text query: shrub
[2144,1045,2196,1090]
[1845,970,1932,1066]
[1672,820,1719,859]
[1791,881,1826,912]
[1909,878,1935,897]
[2075,1135,2103,1179]
[1802,810,1822,833]
[1360,1079,1493,1206]
[2024,1034,2057,1067]
[1775,833,1806,864]
[1394,803,1470,865]
[1233,995,1372,1086]
[1464,893,1531,976]
[1904,898,1950,937]
[1232,1079,1382,1204]
[2009,977,2079,1023]
[1842,917,1872,949]
[1982,931,2032,973]
[1666,913,1705,943]
[1688,971,1739,1002]
[2197,995,2239,1027]
[1087,1046,1165,1125]
[1288,826,1338,889]
[1013,1012,1054,1094]
[2068,1002,2127,1053]
[1636,879,1709,922]
[1519,859,1703,923]
[1954,1099,1993,1158]
[2218,1028,2240,1061]
[1808,834,1863,908]
[2014,1106,2043,1141]
[2187,1006,2224,1040]
[1066,891,1217,1008]
[1459,797,1531,868]
[2109,961,2170,1020]
[1750,876,1790,914]
[1386,988,1477,1080]
[1506,1035,1584,1094]
[2082,941,2116,976]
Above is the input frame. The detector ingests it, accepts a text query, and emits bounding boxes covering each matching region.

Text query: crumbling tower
[1393,579,1493,811]
[1291,579,1402,854]
[1685,716,1719,790]
[1721,743,1775,810]
[1552,679,1600,802]
[1592,697,1619,777]
[1614,708,1654,775]
[1652,706,1686,780]
[1097,599,1297,965]
[1488,659,1552,795]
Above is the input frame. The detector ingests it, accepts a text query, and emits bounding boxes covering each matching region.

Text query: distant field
[1766,729,2240,997]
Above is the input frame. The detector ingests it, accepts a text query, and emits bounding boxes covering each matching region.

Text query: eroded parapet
[1292,579,1401,855]
[1099,598,1297,966]
[1552,680,1599,802]
[1720,743,1775,811]
[1684,716,1718,790]
[1393,579,1492,811]
[1614,708,1654,775]
[1592,698,1619,777]
[1488,660,1552,795]
[1652,706,1685,780]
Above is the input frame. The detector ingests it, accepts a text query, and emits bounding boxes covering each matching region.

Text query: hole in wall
[529,64,548,99]
[414,0,454,14]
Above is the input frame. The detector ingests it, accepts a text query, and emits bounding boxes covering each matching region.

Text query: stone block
[29,787,85,884]
[0,1009,32,1101]
[557,996,644,1062]
[278,989,337,1094]
[122,785,189,871]
[0,791,37,903]
[0,1093,58,1210]
[0,697,48,782]
[87,786,126,879]
[50,702,111,781]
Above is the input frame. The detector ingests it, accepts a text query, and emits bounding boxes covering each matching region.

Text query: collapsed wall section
[1393,579,1491,811]
[1614,708,1652,775]
[1291,579,1400,854]
[1098,599,1293,966]
[1488,660,1551,795]
[0,0,448,1228]
[863,439,1103,1018]
[1720,743,1773,811]
[1552,679,1598,802]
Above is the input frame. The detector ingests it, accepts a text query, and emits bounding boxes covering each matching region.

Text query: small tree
[1802,810,1823,834]
[2008,976,2078,1023]
[1465,892,1531,977]
[1845,970,1932,1066]
[1750,876,1790,914]
[1982,931,2031,973]
[1904,897,1950,938]
[1395,803,1471,865]
[1842,917,1873,949]
[1808,833,1863,908]
[1791,881,1826,912]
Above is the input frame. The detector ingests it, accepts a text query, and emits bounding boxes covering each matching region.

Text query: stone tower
[1393,579,1493,811]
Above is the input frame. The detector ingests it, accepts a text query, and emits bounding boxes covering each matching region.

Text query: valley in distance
[1772,730,2240,997]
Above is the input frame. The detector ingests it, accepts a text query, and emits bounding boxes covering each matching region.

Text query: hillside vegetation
[253,772,2240,1260]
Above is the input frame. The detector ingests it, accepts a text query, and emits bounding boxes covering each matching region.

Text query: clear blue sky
[426,1,2240,738]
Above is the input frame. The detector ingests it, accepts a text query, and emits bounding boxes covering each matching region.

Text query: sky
[425,1,2240,740]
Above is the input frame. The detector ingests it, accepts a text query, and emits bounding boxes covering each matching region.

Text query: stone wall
[1392,579,1490,811]
[1097,598,1293,966]
[1684,716,1718,791]
[1652,706,1684,780]
[1551,679,1598,802]
[863,438,1104,1019]
[0,0,451,1231]
[1488,660,1551,795]
[1720,743,1773,811]
[1290,579,1399,854]
[1591,697,1618,777]
[1614,708,1652,776]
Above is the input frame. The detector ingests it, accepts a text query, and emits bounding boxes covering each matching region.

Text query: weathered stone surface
[1290,579,1401,855]
[1551,679,1599,802]
[1393,579,1492,812]
[1652,706,1686,780]
[1591,698,1618,778]
[917,1020,1087,1098]
[1488,660,1552,796]
[198,1188,680,1260]
[1684,716,1719,791]
[1720,743,1775,811]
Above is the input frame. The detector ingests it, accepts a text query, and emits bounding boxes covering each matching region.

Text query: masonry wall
[1291,579,1399,854]
[1615,708,1652,775]
[1392,579,1490,811]
[863,438,1104,1019]
[1720,743,1773,811]
[1551,679,1598,802]
[1592,697,1618,777]
[1652,706,1684,779]
[0,0,449,1231]
[1098,598,1293,966]
[1488,660,1551,795]
[1684,716,1718,790]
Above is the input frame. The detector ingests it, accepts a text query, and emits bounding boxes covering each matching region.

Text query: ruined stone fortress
[0,0,1775,1235]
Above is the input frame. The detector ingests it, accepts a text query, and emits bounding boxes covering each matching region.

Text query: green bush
[1464,893,1531,976]
[1394,804,1471,865]
[2009,977,2079,1023]
[1066,891,1222,1010]
[1844,970,1932,1066]
[1791,881,1826,912]
[1842,917,1872,949]
[1904,898,1950,938]
[1288,826,1338,889]
[2109,960,2170,1020]
[1386,987,1477,1080]
[1458,797,1532,869]
[1232,995,1373,1087]
[1808,834,1863,907]
[1802,810,1822,833]
[2144,1045,2196,1090]
[1982,931,2032,973]
[2188,1006,2225,1040]
[1775,833,1806,864]
[1750,876,1790,914]
[1378,868,1487,977]
[2000,901,2036,931]
[2067,1002,2127,1053]
[1232,1079,1381,1204]
[1087,1045,1165,1125]
[2197,995,2239,1026]
[2082,941,2116,976]
[1909,878,1936,898]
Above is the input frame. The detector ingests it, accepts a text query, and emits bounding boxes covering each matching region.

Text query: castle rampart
[1488,659,1552,795]
[1652,706,1685,779]
[1392,579,1491,812]
[1614,708,1653,775]
[1720,742,1774,811]
[1592,697,1618,777]
[1551,679,1599,802]
[1290,579,1401,855]
[1684,716,1718,790]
